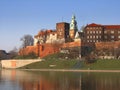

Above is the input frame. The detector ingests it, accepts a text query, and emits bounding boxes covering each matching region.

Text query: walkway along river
[1,59,42,68]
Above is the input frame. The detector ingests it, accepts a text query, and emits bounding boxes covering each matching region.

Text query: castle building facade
[84,23,120,43]
[34,30,58,45]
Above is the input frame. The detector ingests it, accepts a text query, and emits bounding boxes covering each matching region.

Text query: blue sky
[0,0,120,52]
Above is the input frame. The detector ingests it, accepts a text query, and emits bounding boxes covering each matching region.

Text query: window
[87,31,89,34]
[90,36,92,38]
[118,35,120,38]
[90,31,92,34]
[60,32,62,35]
[93,31,95,34]
[111,36,114,39]
[87,36,89,39]
[104,31,107,34]
[93,40,95,42]
[99,31,101,34]
[87,27,89,29]
[93,36,95,38]
[87,40,89,42]
[118,31,120,34]
[111,31,114,34]
[96,31,98,34]
[96,36,98,39]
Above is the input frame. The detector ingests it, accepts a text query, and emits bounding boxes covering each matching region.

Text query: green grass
[18,53,120,70]
[19,59,78,69]
[20,59,120,70]
[81,59,120,70]
[19,53,80,69]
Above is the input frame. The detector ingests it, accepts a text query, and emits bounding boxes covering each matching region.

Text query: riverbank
[18,59,120,70]
[2,53,119,70]
[18,69,120,73]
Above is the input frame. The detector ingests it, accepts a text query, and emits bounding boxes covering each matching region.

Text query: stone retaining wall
[1,59,42,69]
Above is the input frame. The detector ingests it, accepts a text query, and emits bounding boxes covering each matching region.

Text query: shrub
[15,52,38,59]
[84,54,97,64]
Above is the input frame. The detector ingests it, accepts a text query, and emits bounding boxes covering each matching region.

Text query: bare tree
[0,50,8,60]
[84,52,97,64]
[21,34,34,48]
[8,47,18,59]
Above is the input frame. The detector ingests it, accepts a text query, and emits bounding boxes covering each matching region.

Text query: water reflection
[81,72,120,90]
[0,70,120,90]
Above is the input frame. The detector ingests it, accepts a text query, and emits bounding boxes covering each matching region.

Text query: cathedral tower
[69,15,78,39]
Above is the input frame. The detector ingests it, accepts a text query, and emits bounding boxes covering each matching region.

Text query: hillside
[19,53,120,70]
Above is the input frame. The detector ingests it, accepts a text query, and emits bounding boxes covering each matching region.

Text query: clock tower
[69,15,78,39]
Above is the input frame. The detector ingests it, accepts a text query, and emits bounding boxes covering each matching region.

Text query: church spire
[72,14,75,20]
[69,15,78,39]
[70,15,78,30]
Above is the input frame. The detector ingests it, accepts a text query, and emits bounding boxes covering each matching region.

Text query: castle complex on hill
[34,15,81,46]
[19,15,120,58]
[34,15,120,46]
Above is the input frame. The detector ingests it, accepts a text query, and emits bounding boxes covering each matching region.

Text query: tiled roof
[104,25,120,29]
[87,23,102,27]
[34,30,57,38]
[46,30,52,33]
[87,23,120,29]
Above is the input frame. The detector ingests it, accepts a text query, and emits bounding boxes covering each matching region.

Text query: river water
[0,70,120,90]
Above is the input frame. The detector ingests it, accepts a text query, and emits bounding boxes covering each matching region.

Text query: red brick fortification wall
[40,41,82,57]
[95,41,120,50]
[62,41,81,48]
[19,41,83,58]
[39,43,60,58]
[19,46,37,56]
[19,43,61,58]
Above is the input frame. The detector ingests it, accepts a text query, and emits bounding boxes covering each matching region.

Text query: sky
[0,0,120,52]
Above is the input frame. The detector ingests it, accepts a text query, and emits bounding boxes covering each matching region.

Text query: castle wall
[19,41,81,58]
[19,41,120,58]
[19,43,60,58]
[62,41,81,48]
[95,41,120,50]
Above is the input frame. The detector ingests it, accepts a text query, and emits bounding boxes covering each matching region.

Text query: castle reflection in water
[0,70,120,90]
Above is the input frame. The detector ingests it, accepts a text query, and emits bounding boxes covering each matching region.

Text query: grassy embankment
[19,53,79,69]
[19,53,120,70]
[82,59,120,70]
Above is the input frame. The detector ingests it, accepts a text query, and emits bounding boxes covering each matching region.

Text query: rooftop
[87,23,120,29]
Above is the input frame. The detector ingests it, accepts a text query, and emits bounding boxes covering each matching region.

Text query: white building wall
[46,33,57,43]
[34,38,38,46]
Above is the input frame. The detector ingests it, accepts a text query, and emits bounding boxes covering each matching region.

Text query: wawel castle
[34,15,81,46]
[20,15,120,58]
